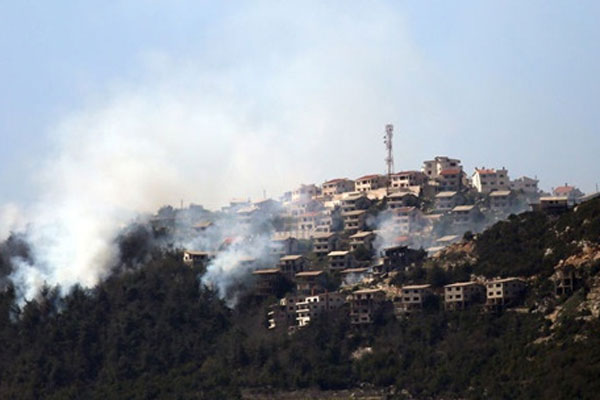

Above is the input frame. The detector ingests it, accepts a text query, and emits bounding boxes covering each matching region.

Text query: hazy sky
[2,1,599,210]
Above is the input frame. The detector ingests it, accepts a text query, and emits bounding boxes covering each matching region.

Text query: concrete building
[396,284,433,314]
[510,176,539,194]
[387,191,419,209]
[268,295,306,330]
[375,245,420,272]
[471,167,510,194]
[533,197,569,214]
[292,184,321,202]
[296,211,326,232]
[296,292,346,327]
[183,250,215,268]
[390,171,427,189]
[271,237,299,258]
[554,266,575,296]
[444,282,485,310]
[349,289,387,325]
[422,156,462,180]
[311,232,340,258]
[328,250,355,271]
[252,268,283,297]
[341,193,372,213]
[295,270,327,295]
[434,191,465,212]
[322,178,355,197]
[349,231,376,252]
[279,255,305,278]
[355,174,388,192]
[437,168,464,192]
[489,190,516,212]
[485,278,526,310]
[391,207,424,234]
[342,210,368,234]
[451,205,480,225]
[553,184,584,205]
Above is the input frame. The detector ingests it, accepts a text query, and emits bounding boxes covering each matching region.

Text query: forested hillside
[1,199,600,399]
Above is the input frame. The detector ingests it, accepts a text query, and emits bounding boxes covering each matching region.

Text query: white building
[553,184,584,205]
[510,176,539,194]
[397,284,433,314]
[296,292,346,327]
[422,156,462,180]
[444,282,485,310]
[471,167,510,194]
[291,184,321,202]
[485,278,526,309]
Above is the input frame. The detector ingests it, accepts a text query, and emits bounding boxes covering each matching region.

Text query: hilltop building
[422,156,462,180]
[355,174,388,192]
[322,178,355,196]
[471,167,510,194]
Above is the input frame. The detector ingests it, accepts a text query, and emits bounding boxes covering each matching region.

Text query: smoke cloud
[0,2,447,303]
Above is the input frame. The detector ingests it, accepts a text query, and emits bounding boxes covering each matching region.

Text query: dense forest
[0,199,600,399]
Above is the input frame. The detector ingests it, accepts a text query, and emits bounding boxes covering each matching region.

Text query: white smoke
[0,203,25,242]
[0,1,446,303]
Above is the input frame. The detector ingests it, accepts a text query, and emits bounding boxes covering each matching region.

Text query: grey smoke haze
[0,3,443,302]
[2,1,597,303]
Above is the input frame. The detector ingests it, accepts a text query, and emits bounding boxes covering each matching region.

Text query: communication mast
[383,124,394,182]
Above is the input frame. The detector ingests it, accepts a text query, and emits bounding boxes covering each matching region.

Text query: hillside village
[160,155,594,332]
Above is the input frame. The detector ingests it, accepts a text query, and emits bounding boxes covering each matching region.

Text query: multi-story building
[396,284,433,314]
[444,282,486,310]
[422,156,462,180]
[390,171,427,189]
[183,250,215,268]
[485,278,526,310]
[342,210,368,234]
[349,231,376,252]
[355,174,388,192]
[322,178,355,197]
[471,167,510,194]
[387,191,419,209]
[349,288,387,325]
[451,205,480,225]
[391,207,424,234]
[553,265,575,297]
[311,232,340,258]
[291,184,321,202]
[295,270,327,295]
[553,184,584,205]
[341,193,371,213]
[510,176,539,195]
[437,168,464,192]
[279,255,305,278]
[296,292,346,327]
[268,295,306,330]
[252,268,283,297]
[434,191,465,212]
[533,197,569,214]
[270,236,300,258]
[328,250,355,271]
[489,190,515,212]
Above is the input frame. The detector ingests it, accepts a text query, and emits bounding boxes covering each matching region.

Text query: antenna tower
[384,124,394,178]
